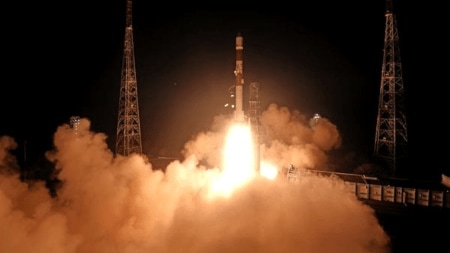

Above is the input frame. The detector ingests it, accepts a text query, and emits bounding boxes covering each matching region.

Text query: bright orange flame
[210,122,255,198]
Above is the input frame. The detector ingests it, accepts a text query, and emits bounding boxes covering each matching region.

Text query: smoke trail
[0,106,391,253]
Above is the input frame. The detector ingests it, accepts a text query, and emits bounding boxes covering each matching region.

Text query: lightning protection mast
[373,0,408,177]
[115,0,143,156]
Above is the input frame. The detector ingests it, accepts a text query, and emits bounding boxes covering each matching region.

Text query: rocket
[234,33,245,122]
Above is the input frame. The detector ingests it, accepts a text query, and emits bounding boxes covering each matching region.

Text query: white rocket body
[234,34,245,122]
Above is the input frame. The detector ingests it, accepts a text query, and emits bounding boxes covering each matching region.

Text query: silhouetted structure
[374,0,408,176]
[115,0,143,156]
[70,116,80,136]
[249,82,261,172]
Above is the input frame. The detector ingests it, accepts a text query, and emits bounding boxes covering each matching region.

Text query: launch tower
[373,0,408,176]
[115,0,143,156]
[249,82,261,171]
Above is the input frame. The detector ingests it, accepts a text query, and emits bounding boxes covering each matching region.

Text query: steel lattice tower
[249,82,261,172]
[115,0,143,156]
[373,0,408,176]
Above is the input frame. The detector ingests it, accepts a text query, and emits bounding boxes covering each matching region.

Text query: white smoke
[0,105,391,253]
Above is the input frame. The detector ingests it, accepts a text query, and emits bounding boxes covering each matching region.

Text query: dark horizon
[2,1,448,180]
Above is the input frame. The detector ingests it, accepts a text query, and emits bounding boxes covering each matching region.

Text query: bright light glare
[210,122,255,198]
[260,161,278,180]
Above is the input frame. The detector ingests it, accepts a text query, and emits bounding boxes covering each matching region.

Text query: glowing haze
[0,103,391,253]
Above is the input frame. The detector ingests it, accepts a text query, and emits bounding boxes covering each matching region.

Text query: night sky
[2,1,448,179]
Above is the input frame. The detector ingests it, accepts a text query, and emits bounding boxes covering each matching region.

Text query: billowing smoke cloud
[259,103,342,171]
[0,105,390,253]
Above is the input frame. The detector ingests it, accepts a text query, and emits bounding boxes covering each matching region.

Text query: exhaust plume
[0,105,390,253]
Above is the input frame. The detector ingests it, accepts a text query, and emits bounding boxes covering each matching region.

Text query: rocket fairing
[234,33,245,122]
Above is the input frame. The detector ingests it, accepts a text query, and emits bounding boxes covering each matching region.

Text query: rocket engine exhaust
[234,33,245,122]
